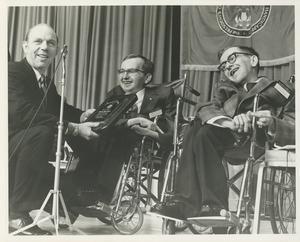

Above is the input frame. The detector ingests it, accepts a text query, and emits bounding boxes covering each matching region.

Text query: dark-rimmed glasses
[218,52,252,72]
[117,68,145,76]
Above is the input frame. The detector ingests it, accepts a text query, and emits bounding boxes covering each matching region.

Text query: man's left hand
[80,109,96,122]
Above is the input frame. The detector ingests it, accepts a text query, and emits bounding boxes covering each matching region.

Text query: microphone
[185,85,200,96]
[61,44,68,57]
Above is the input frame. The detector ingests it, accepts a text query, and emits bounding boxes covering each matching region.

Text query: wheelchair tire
[267,167,296,233]
[162,219,175,234]
[111,200,144,235]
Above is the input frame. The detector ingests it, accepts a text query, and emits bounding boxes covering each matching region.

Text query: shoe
[151,200,186,220]
[199,204,225,217]
[72,200,111,218]
[9,215,52,235]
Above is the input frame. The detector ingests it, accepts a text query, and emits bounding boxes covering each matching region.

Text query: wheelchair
[156,89,296,234]
[105,74,202,234]
[57,74,198,235]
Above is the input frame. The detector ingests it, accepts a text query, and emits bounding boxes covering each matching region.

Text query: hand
[131,125,159,139]
[249,110,273,128]
[80,109,96,123]
[77,122,100,140]
[127,117,164,133]
[68,122,99,140]
[232,112,252,133]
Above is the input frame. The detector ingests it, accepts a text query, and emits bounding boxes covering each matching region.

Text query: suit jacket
[105,84,177,149]
[195,76,295,146]
[8,58,83,138]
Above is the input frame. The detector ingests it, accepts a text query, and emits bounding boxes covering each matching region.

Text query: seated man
[8,23,100,235]
[72,54,176,208]
[152,46,295,234]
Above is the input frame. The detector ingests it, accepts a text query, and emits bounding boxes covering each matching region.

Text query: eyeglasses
[117,68,145,76]
[218,52,252,72]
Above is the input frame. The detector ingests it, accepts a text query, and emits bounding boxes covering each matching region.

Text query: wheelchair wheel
[111,200,143,235]
[187,224,212,234]
[267,167,296,233]
[162,218,175,234]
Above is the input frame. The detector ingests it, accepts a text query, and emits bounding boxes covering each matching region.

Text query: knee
[194,125,214,142]
[29,125,56,147]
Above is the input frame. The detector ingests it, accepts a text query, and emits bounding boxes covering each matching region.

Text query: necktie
[38,74,47,108]
[126,103,138,118]
[38,74,47,93]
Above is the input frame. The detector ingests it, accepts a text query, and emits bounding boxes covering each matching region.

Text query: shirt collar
[32,68,43,82]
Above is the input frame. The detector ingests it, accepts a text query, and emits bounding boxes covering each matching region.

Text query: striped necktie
[38,74,47,108]
[38,74,47,93]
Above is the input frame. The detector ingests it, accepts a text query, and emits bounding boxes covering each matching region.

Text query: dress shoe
[71,198,111,218]
[199,204,225,217]
[151,200,186,220]
[9,215,52,235]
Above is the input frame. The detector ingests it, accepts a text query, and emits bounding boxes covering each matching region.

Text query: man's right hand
[68,122,99,140]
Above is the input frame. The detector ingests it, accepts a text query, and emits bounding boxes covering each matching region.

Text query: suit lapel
[238,77,274,110]
[21,58,45,102]
[140,87,159,115]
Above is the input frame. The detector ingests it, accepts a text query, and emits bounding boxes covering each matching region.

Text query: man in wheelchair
[152,46,295,233]
[70,54,176,212]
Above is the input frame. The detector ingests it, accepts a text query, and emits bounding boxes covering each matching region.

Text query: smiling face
[118,57,152,94]
[22,24,58,74]
[219,47,259,85]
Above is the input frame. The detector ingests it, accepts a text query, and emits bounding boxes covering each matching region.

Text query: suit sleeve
[196,81,237,123]
[267,95,295,146]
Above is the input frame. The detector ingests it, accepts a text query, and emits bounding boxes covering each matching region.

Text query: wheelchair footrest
[187,211,239,227]
[147,211,187,222]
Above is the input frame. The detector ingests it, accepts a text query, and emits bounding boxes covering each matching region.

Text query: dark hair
[218,46,260,73]
[122,54,154,75]
[24,23,59,44]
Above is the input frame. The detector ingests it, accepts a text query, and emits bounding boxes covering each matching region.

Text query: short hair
[217,46,260,73]
[122,54,154,75]
[24,23,59,44]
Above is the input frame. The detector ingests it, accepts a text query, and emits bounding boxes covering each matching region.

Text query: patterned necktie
[38,74,47,108]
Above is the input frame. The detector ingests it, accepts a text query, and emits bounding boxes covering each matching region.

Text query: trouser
[8,125,93,219]
[94,127,142,199]
[173,120,242,217]
[9,125,56,219]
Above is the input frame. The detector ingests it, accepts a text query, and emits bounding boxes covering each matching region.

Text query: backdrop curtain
[8,6,177,110]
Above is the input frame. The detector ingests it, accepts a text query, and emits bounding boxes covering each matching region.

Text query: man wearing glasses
[72,54,176,211]
[152,46,295,234]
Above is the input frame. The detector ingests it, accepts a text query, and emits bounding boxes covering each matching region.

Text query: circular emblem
[216,5,271,38]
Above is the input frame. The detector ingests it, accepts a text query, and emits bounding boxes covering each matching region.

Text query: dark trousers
[94,127,142,199]
[173,120,241,217]
[8,125,93,219]
[9,125,56,219]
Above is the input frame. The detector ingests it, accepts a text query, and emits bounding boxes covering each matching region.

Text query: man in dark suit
[8,23,99,235]
[74,54,176,210]
[152,46,295,233]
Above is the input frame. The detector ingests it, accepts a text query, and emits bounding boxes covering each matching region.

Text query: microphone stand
[11,46,85,235]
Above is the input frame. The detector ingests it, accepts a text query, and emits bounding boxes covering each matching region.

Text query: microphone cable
[9,47,67,162]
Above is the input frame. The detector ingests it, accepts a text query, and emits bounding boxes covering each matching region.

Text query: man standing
[8,23,99,235]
